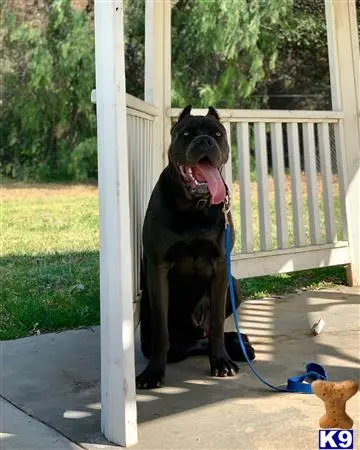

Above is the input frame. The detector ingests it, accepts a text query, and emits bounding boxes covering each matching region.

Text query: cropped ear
[171,105,192,134]
[207,106,220,121]
[178,104,192,122]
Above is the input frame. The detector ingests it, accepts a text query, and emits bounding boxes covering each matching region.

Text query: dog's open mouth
[178,159,226,205]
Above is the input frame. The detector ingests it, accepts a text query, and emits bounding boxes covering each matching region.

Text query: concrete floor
[1,287,359,450]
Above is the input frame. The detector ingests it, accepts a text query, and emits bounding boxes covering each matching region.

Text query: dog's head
[169,105,229,205]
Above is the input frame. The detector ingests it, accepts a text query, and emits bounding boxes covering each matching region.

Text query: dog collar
[194,172,230,210]
[195,198,210,209]
[195,187,231,211]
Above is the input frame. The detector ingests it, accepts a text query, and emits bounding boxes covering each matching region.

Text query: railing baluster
[126,114,157,296]
[254,122,272,251]
[287,123,306,247]
[271,123,288,249]
[222,122,233,208]
[148,119,154,207]
[128,116,137,296]
[134,117,140,295]
[303,123,322,244]
[318,123,337,243]
[236,123,253,253]
[334,122,349,240]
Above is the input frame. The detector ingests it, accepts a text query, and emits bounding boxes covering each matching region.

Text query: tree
[1,0,96,180]
[123,0,145,99]
[171,0,293,108]
[259,0,331,110]
[2,0,358,180]
[123,0,294,108]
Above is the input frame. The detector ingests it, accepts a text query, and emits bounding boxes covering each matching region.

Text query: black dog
[136,105,255,389]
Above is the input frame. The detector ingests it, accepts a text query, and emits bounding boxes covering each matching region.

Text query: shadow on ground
[1,287,359,450]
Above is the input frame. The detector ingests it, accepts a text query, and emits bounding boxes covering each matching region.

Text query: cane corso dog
[136,105,255,389]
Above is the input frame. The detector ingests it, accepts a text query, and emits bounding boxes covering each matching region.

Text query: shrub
[1,0,97,181]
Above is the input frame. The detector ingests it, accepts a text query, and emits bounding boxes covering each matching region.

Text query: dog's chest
[167,239,221,278]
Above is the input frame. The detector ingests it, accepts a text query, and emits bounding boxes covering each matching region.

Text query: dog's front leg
[136,262,169,389]
[209,260,239,377]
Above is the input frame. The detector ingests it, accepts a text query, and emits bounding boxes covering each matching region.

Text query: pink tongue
[194,161,226,205]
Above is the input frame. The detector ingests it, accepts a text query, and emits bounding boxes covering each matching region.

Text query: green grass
[1,184,100,340]
[0,182,346,341]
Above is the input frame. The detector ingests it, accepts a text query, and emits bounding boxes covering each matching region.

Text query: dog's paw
[136,366,165,390]
[210,356,239,377]
[224,332,256,362]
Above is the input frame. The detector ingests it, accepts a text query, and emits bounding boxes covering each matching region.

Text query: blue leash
[224,223,327,394]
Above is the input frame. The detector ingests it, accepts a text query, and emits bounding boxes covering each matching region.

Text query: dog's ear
[178,104,192,122]
[171,105,192,134]
[207,106,220,121]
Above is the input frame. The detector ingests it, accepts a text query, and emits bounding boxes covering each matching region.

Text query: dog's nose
[186,135,220,165]
[199,136,213,149]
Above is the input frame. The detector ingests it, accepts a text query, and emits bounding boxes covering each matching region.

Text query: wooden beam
[168,108,344,122]
[91,90,160,118]
[94,0,137,445]
[145,0,172,182]
[231,243,350,279]
[126,94,159,117]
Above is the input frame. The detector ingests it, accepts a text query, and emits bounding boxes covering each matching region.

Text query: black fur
[136,106,255,389]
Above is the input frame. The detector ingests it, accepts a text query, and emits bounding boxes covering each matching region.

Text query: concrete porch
[1,286,359,450]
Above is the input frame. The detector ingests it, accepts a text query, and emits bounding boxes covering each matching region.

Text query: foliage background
[1,0,359,181]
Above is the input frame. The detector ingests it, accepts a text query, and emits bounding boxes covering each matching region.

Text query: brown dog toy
[312,379,359,429]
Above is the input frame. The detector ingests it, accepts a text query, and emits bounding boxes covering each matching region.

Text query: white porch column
[94,0,138,446]
[325,0,360,286]
[145,0,172,183]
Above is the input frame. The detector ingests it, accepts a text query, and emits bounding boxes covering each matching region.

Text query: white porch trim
[145,0,172,183]
[168,108,344,122]
[325,0,360,286]
[94,0,138,446]
[231,242,350,279]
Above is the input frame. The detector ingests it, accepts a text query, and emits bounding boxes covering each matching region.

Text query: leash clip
[222,194,231,228]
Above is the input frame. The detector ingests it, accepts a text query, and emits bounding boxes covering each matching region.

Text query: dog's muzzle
[178,159,226,205]
[185,135,223,167]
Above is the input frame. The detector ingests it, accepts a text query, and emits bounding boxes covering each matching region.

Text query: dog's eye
[215,132,222,137]
[183,131,190,136]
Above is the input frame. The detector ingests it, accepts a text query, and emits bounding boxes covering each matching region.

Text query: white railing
[124,102,351,310]
[169,108,351,279]
[126,95,158,325]
[124,102,352,318]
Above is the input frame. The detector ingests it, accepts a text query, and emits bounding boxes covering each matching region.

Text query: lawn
[0,181,346,340]
[1,184,100,340]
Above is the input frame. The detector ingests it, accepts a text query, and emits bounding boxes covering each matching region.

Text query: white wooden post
[325,0,360,286]
[94,0,138,446]
[145,0,172,184]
